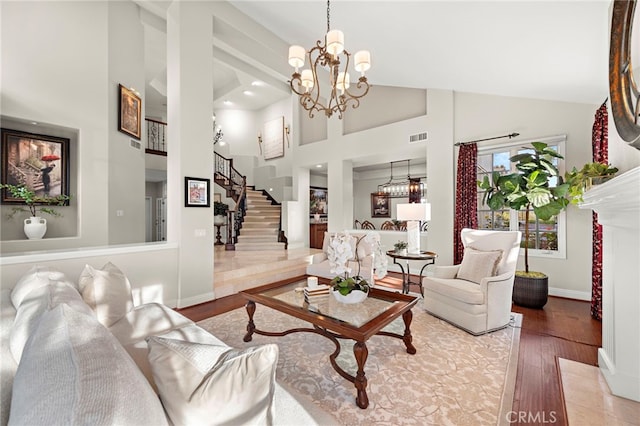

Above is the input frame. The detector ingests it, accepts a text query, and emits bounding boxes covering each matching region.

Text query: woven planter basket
[512,274,548,309]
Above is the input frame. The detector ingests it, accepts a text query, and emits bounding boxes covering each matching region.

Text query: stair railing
[214,152,247,250]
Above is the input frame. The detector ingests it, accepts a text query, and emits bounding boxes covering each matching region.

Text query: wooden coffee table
[241,277,419,409]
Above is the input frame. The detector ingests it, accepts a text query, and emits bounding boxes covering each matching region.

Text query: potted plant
[478,142,572,308]
[393,240,408,255]
[565,162,618,203]
[328,232,370,304]
[0,183,70,239]
[213,201,229,225]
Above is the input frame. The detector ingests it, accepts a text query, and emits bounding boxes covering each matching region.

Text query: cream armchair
[422,228,522,335]
[306,232,375,283]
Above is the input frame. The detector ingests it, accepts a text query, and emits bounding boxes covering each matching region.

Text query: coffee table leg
[402,310,417,354]
[243,301,256,342]
[353,341,369,409]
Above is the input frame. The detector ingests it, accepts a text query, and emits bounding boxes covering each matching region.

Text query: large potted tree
[478,142,571,308]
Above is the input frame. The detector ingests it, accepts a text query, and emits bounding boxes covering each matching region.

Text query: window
[476,135,567,259]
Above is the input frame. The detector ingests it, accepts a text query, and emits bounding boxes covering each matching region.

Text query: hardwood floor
[178,274,602,425]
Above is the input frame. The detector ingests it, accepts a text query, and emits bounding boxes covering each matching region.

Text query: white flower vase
[214,215,226,226]
[331,289,368,304]
[24,216,47,239]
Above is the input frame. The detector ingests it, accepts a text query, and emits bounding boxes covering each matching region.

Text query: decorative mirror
[610,0,640,149]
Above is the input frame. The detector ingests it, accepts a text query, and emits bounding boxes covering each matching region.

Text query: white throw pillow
[456,247,503,284]
[78,262,134,327]
[146,336,278,426]
[9,304,167,426]
[10,281,93,363]
[10,265,76,309]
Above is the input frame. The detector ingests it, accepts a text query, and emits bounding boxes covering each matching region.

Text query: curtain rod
[455,132,520,146]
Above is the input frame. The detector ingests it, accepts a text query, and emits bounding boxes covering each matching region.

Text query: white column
[327,159,354,232]
[167,2,215,307]
[579,166,640,402]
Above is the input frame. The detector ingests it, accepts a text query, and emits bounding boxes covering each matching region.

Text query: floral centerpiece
[328,232,370,303]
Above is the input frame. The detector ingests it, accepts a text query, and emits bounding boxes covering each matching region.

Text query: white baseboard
[548,287,590,301]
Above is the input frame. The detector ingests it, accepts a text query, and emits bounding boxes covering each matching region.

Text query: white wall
[1,1,110,252]
[0,244,179,307]
[108,0,146,245]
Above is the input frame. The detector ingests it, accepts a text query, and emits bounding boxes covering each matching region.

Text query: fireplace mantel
[579,166,640,402]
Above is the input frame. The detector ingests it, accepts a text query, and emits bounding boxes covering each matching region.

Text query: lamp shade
[288,45,306,70]
[354,50,371,74]
[326,29,344,56]
[397,203,431,221]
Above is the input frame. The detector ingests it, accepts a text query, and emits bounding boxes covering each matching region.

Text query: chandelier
[377,160,425,201]
[288,0,371,119]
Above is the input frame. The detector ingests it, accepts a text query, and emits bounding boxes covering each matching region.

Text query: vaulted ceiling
[137,0,612,118]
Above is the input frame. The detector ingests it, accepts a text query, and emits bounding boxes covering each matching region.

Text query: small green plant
[394,240,408,251]
[565,162,618,203]
[0,183,69,219]
[214,201,229,216]
[330,275,370,296]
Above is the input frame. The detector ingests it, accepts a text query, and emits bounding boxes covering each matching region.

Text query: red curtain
[591,102,608,321]
[454,143,478,264]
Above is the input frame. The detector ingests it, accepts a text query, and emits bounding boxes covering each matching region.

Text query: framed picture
[118,84,142,140]
[214,193,221,203]
[310,186,328,217]
[262,116,284,160]
[371,193,390,218]
[185,177,210,207]
[1,128,70,204]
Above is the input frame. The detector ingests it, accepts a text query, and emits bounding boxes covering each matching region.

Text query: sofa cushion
[422,276,485,305]
[456,247,502,284]
[147,336,278,426]
[10,265,76,309]
[9,304,167,426]
[79,262,134,327]
[9,281,93,363]
[109,304,195,390]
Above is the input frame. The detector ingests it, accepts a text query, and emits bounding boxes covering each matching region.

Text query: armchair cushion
[423,277,485,305]
[456,247,502,284]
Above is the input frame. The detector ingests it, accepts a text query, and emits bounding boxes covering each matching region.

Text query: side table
[386,250,437,295]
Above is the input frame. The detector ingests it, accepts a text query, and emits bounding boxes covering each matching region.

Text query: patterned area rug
[197,300,521,425]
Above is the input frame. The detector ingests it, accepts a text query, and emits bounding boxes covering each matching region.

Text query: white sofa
[0,264,336,425]
[306,231,376,283]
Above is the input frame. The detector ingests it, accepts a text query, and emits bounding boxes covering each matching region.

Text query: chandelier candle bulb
[301,69,314,91]
[336,72,350,94]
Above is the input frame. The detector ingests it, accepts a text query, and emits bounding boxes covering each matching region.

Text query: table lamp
[396,203,431,254]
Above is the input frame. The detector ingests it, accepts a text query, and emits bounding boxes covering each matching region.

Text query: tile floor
[559,358,640,425]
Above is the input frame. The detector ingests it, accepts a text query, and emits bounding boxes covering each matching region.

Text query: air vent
[409,132,428,144]
[130,139,141,150]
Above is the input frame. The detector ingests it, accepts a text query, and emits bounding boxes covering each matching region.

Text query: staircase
[235,189,286,251]
[214,152,287,251]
